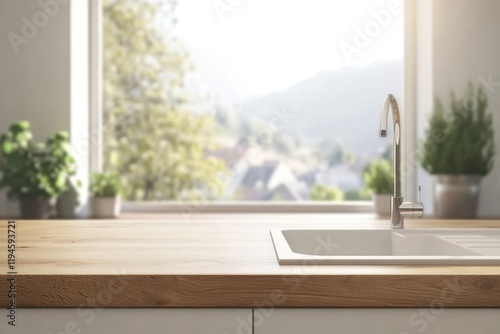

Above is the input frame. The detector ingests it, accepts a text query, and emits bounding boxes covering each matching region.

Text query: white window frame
[89,0,417,214]
[90,0,103,174]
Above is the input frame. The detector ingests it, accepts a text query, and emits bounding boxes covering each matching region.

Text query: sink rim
[271,228,500,265]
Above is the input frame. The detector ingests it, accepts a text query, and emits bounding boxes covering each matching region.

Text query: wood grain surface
[1,214,500,307]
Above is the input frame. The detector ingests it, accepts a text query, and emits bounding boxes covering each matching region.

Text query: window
[101,0,404,205]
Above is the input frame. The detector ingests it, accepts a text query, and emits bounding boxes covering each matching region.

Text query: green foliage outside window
[103,0,225,201]
[344,188,371,201]
[309,184,344,201]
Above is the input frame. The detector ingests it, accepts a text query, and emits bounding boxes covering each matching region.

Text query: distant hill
[238,61,403,155]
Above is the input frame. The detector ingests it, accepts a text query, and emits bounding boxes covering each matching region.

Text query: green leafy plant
[0,121,76,199]
[420,83,495,175]
[89,173,122,197]
[363,159,393,195]
[309,185,344,201]
[344,188,372,201]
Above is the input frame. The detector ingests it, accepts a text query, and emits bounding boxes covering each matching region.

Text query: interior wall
[426,0,500,217]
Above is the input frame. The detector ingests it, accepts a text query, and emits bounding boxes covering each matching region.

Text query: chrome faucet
[379,94,423,229]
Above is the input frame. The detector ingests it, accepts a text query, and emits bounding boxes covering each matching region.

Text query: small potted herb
[364,159,393,216]
[420,83,495,218]
[0,122,76,219]
[89,172,122,218]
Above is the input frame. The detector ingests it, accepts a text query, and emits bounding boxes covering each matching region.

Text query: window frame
[89,0,417,214]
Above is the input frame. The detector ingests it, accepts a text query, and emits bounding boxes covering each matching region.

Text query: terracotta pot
[19,196,52,219]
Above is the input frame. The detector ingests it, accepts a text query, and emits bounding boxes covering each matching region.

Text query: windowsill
[122,201,374,214]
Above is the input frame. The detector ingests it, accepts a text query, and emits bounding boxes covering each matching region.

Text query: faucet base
[390,196,404,229]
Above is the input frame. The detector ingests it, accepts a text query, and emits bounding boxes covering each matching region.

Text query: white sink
[271,228,500,265]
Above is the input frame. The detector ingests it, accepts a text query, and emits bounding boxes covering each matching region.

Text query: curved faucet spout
[380,94,424,229]
[378,94,424,229]
[379,94,402,197]
[379,94,401,139]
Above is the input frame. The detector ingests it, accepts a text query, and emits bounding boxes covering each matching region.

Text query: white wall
[416,0,500,217]
[0,0,90,217]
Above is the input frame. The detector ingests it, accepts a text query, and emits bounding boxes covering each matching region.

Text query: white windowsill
[122,201,373,214]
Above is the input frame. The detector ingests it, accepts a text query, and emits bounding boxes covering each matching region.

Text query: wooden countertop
[1,214,500,308]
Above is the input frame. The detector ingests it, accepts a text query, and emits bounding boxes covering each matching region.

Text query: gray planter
[19,196,52,219]
[373,193,391,217]
[433,175,482,219]
[90,196,121,218]
[56,189,79,219]
[56,179,80,218]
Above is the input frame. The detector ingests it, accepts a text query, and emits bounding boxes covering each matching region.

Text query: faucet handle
[399,186,424,219]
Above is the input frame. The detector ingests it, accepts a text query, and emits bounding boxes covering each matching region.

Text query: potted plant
[89,172,122,218]
[364,159,393,217]
[0,122,76,219]
[420,84,495,218]
[56,177,82,218]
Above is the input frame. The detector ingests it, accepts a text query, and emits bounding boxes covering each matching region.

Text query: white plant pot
[90,196,121,218]
[373,193,391,217]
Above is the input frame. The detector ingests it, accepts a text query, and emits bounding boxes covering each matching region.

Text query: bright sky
[175,0,404,102]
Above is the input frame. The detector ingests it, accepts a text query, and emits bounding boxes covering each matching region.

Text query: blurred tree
[381,143,392,162]
[309,184,343,201]
[273,135,295,155]
[327,143,354,167]
[344,188,371,201]
[214,106,239,132]
[103,0,225,201]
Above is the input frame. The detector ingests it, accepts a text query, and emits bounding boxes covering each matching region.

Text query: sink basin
[271,228,500,265]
